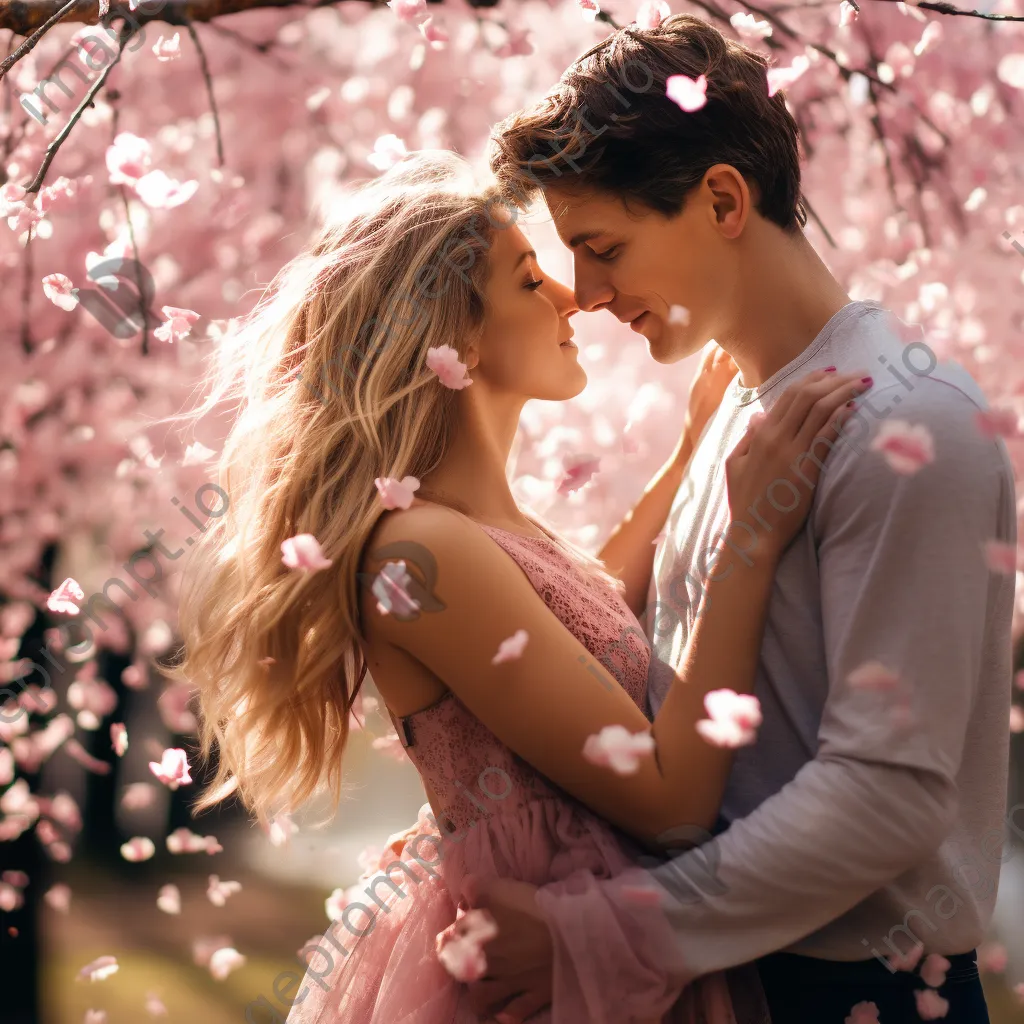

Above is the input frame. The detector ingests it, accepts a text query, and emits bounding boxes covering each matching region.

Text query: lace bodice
[386,524,653,834]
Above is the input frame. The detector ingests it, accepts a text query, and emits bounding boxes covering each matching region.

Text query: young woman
[171,151,864,1023]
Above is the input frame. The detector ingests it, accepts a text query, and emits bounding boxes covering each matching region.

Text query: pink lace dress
[286,525,746,1024]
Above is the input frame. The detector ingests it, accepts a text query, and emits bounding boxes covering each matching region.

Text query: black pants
[755,949,989,1023]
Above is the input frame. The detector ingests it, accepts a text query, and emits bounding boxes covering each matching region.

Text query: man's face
[544,184,735,364]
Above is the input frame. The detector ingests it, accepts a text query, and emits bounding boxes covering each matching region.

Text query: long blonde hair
[168,151,620,827]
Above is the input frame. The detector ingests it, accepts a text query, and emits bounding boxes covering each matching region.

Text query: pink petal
[492,629,529,664]
[121,782,158,811]
[374,475,421,510]
[425,345,473,389]
[152,32,181,61]
[41,273,79,311]
[435,908,498,982]
[920,953,951,988]
[582,724,655,774]
[767,55,810,97]
[983,540,1022,574]
[167,827,222,854]
[847,660,901,691]
[44,883,71,913]
[134,170,198,209]
[281,534,333,572]
[63,738,111,775]
[577,0,601,21]
[887,941,924,971]
[208,946,246,980]
[704,689,763,729]
[557,453,601,495]
[106,132,152,186]
[915,988,950,1020]
[978,942,1008,973]
[148,747,193,790]
[635,0,669,30]
[207,875,242,906]
[120,836,156,862]
[371,730,410,762]
[157,884,181,914]
[1010,705,1024,733]
[77,955,119,982]
[666,74,708,112]
[845,1002,880,1024]
[975,408,1021,439]
[372,561,421,617]
[870,419,936,474]
[47,577,84,615]
[387,0,426,22]
[419,16,448,48]
[265,813,298,847]
[839,0,858,25]
[110,723,128,757]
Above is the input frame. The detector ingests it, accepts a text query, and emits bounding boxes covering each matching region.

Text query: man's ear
[702,163,751,240]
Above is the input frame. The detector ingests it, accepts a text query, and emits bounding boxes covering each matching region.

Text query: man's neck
[716,227,853,389]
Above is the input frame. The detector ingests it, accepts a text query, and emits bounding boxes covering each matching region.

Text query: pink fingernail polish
[861,376,873,385]
[824,365,837,371]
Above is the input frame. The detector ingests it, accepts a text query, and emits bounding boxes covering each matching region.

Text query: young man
[464,14,1017,1023]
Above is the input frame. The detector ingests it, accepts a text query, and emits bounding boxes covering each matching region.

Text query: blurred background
[1,0,1024,1021]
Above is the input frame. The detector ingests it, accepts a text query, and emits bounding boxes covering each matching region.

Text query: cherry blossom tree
[1,0,1024,1018]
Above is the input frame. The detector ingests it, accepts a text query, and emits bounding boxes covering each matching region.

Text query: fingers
[466,977,526,1017]
[486,979,554,1023]
[772,369,866,436]
[794,377,865,454]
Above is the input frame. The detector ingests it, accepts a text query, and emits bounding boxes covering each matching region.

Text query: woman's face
[470,222,585,401]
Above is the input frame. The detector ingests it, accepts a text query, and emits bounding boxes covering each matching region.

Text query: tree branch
[0,0,80,79]
[21,23,133,192]
[184,19,224,166]
[867,0,1024,21]
[0,0,431,36]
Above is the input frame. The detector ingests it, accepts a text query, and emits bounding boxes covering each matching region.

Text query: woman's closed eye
[524,277,544,291]
[592,244,621,262]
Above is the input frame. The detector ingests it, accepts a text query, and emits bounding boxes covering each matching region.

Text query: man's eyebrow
[568,231,604,248]
[513,249,537,269]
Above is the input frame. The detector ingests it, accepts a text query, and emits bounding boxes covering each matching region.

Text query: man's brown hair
[488,14,805,232]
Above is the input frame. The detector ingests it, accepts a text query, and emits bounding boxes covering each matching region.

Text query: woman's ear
[464,333,481,372]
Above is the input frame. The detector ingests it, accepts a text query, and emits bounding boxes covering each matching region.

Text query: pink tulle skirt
[286,797,750,1024]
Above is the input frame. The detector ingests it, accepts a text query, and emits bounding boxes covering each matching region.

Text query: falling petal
[557,453,601,495]
[47,578,85,616]
[635,0,669,30]
[372,561,421,618]
[120,836,156,862]
[208,946,246,981]
[582,724,655,775]
[375,475,421,510]
[492,629,529,665]
[845,1003,880,1024]
[156,884,181,915]
[767,54,810,97]
[920,953,951,988]
[44,884,71,913]
[426,345,473,389]
[110,723,128,757]
[77,955,119,982]
[207,875,243,907]
[435,908,498,982]
[666,74,708,112]
[887,941,924,971]
[914,988,950,1020]
[281,534,334,572]
[870,419,935,474]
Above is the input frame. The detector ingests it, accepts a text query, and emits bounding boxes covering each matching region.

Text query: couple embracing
[175,13,1017,1024]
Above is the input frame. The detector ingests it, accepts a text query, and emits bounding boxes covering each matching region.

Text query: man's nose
[573,265,614,313]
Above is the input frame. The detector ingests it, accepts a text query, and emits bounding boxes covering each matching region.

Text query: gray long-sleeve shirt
[538,300,1018,996]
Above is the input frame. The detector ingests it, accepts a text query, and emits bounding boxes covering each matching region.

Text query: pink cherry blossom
[265,813,299,847]
[887,941,924,971]
[435,907,499,982]
[557,453,601,495]
[983,540,1022,574]
[635,1,670,31]
[367,133,409,171]
[44,883,71,913]
[145,992,168,1017]
[839,0,858,26]
[120,836,156,862]
[121,663,149,690]
[281,533,333,571]
[326,887,349,921]
[106,132,152,186]
[207,875,243,906]
[975,408,1021,439]
[847,660,901,691]
[426,344,473,389]
[375,475,421,510]
[64,738,112,775]
[920,953,951,988]
[666,74,708,113]
[46,577,85,615]
[148,748,193,790]
[492,629,529,664]
[134,170,199,209]
[419,17,448,49]
[166,827,222,854]
[387,0,426,23]
[122,783,159,812]
[77,955,119,982]
[372,560,421,617]
[730,12,772,39]
[577,0,601,22]
[67,676,117,729]
[870,419,936,474]
[181,441,216,466]
[915,987,950,1020]
[582,724,655,774]
[209,946,247,980]
[152,32,182,61]
[47,792,82,832]
[157,884,181,915]
[41,273,79,311]
[845,1003,880,1024]
[155,306,201,343]
[0,182,27,217]
[1010,705,1024,733]
[996,53,1024,89]
[110,723,128,757]
[696,689,763,748]
[767,54,810,97]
